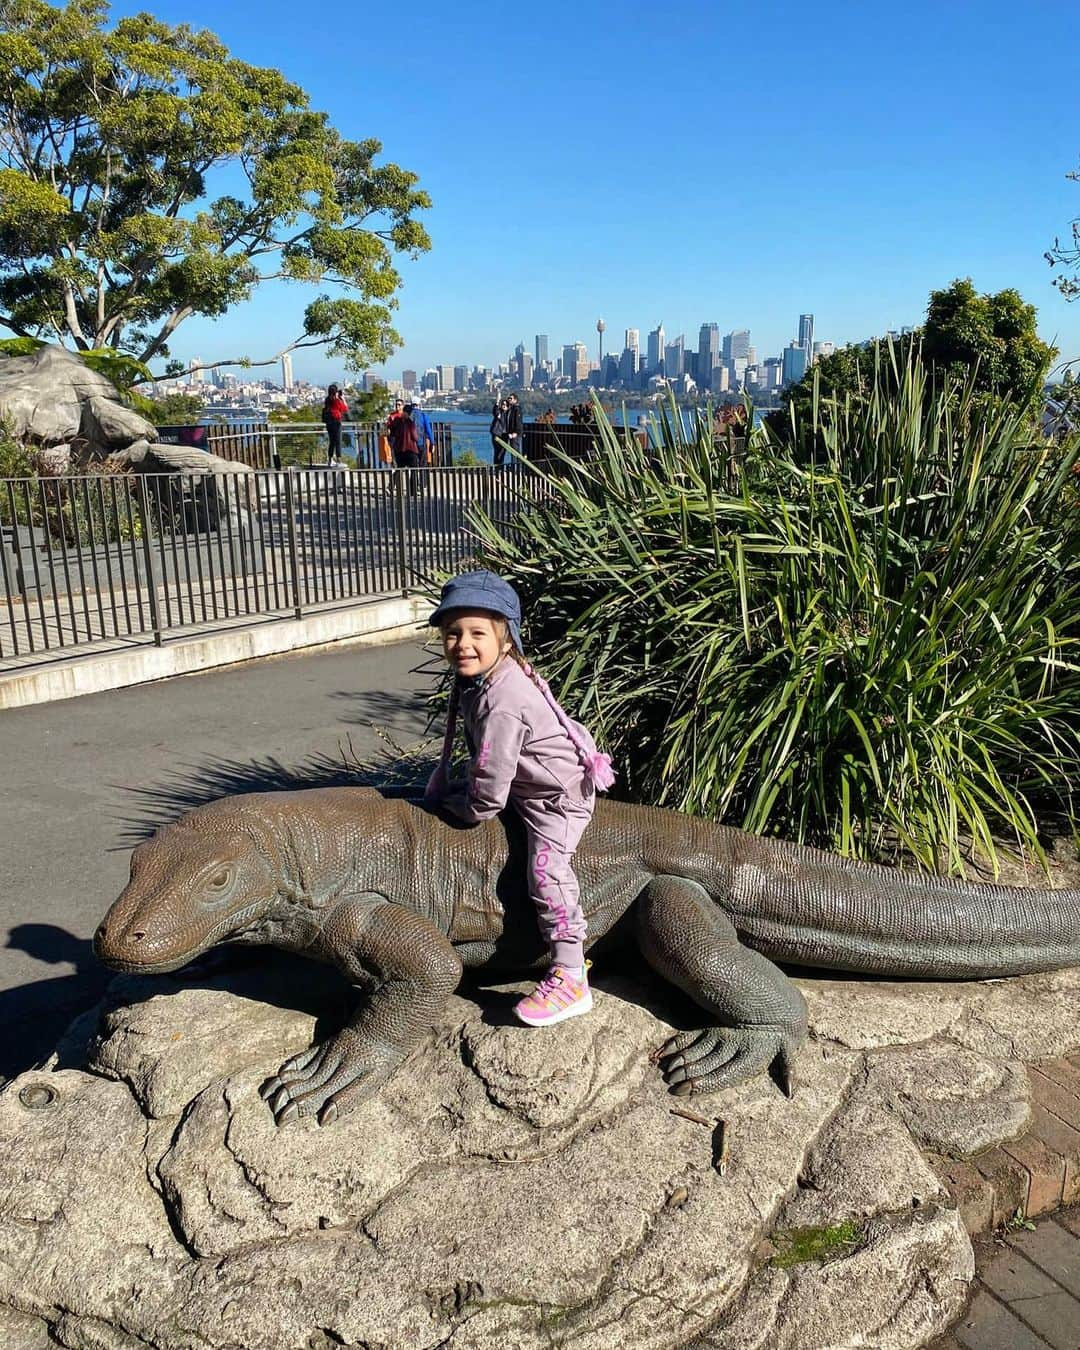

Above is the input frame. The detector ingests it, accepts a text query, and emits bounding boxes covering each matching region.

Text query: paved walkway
[934,1207,1080,1348]
[0,633,433,1080]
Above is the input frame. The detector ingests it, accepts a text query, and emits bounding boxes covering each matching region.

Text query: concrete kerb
[0,595,431,709]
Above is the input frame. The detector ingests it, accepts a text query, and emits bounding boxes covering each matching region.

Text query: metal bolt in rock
[18,1082,58,1110]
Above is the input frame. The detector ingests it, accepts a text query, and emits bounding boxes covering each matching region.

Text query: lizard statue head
[95,813,279,974]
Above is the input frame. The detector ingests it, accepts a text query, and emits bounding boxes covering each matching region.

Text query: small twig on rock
[712,1120,730,1176]
[669,1105,714,1128]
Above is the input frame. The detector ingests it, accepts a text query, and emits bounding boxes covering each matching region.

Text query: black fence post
[136,474,164,647]
[394,470,408,597]
[283,472,303,620]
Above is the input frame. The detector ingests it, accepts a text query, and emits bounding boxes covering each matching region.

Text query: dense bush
[771,280,1057,451]
[469,360,1080,874]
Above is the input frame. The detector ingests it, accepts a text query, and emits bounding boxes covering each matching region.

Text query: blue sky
[110,0,1080,385]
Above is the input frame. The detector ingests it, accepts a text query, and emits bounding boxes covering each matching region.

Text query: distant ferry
[199,406,268,425]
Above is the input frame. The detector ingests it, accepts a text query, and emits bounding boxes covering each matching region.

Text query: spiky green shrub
[469,358,1080,873]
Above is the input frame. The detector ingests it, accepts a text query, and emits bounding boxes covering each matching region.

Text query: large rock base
[2,952,1079,1349]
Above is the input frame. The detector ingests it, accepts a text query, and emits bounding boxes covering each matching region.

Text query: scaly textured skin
[94,787,1080,1125]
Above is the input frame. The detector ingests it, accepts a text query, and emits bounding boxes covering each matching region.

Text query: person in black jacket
[490,399,508,465]
[501,392,522,469]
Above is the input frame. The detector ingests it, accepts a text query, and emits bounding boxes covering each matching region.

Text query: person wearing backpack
[408,402,435,466]
[503,392,522,468]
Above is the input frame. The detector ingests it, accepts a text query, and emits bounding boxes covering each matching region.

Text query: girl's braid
[426,638,616,799]
[509,650,615,792]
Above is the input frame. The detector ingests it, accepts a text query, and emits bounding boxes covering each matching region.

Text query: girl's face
[441,611,510,678]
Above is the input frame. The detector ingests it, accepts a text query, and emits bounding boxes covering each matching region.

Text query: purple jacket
[442,658,597,824]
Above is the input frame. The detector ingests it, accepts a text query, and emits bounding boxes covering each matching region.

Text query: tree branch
[61,280,89,348]
[0,313,36,338]
[130,333,334,384]
[136,305,195,365]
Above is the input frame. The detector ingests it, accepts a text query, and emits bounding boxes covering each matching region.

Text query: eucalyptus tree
[0,0,431,377]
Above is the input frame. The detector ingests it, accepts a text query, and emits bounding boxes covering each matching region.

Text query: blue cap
[429,570,522,650]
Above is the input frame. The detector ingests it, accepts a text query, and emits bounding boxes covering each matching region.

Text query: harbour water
[432,405,764,465]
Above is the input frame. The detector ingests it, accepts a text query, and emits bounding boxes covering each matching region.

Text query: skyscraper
[437,364,455,392]
[521,354,533,389]
[722,329,750,362]
[798,314,814,358]
[647,323,665,374]
[454,365,469,392]
[562,342,588,385]
[535,334,549,367]
[280,353,293,391]
[402,369,417,391]
[698,323,719,385]
[621,340,637,388]
[664,335,685,379]
[782,343,808,386]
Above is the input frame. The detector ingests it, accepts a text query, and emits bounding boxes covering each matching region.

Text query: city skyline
[101,0,1080,386]
[388,311,833,397]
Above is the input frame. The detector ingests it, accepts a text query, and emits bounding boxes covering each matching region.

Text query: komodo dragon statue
[94,787,1080,1126]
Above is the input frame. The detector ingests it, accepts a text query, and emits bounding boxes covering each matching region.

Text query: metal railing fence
[202,420,459,470]
[0,465,539,663]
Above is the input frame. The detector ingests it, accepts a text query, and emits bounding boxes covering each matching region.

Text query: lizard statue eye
[209,869,230,888]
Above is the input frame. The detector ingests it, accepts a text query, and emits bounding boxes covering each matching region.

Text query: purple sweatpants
[514,794,594,970]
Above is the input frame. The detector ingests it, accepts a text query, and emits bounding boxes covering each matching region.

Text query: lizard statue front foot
[657,1025,801,1098]
[261,893,462,1126]
[260,1028,405,1126]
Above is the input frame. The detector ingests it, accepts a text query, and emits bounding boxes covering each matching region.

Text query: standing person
[408,402,435,466]
[425,571,615,1025]
[321,384,349,466]
[388,401,419,469]
[386,397,406,439]
[503,392,523,467]
[489,398,508,466]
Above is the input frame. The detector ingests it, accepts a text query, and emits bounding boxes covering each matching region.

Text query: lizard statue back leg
[636,875,808,1097]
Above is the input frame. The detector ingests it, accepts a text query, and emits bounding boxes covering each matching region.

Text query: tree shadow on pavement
[329,649,445,730]
[330,686,434,730]
[111,737,442,846]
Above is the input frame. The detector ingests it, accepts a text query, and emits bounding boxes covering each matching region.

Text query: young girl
[425,570,615,1026]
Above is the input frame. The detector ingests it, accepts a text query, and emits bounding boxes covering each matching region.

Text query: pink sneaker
[514,963,593,1027]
